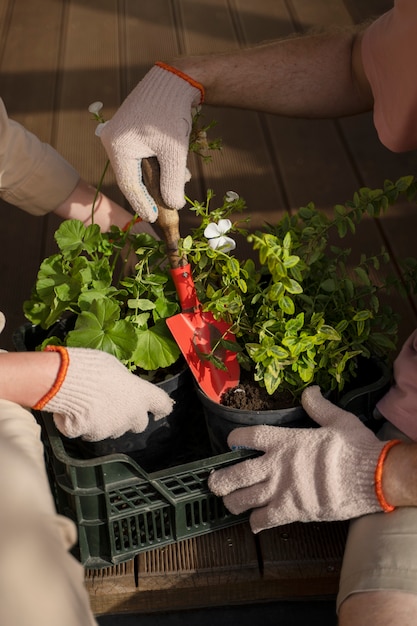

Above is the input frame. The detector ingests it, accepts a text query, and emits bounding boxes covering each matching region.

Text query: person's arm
[53,177,159,237]
[0,346,173,441]
[100,23,375,220]
[174,28,373,118]
[0,96,158,236]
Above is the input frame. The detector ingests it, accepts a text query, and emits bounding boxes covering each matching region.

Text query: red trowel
[142,158,239,402]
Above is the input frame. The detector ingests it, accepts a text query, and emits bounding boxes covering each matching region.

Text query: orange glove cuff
[374,439,402,512]
[32,345,69,410]
[155,61,205,104]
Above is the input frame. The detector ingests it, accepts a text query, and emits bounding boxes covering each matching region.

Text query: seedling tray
[35,408,255,569]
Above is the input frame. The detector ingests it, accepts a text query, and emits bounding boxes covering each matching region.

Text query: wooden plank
[0,0,14,63]
[0,0,65,138]
[52,0,121,185]
[290,0,352,31]
[86,560,137,616]
[87,522,345,615]
[232,0,296,44]
[343,0,393,24]
[334,3,417,339]
[124,0,180,83]
[259,521,348,593]
[43,0,125,257]
[137,523,259,591]
[85,560,136,596]
[261,0,358,211]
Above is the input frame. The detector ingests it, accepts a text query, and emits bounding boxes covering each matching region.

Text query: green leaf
[127,298,156,311]
[55,219,102,258]
[320,278,337,292]
[278,295,295,315]
[268,282,284,302]
[132,320,180,370]
[318,325,341,341]
[264,363,282,395]
[353,310,372,321]
[66,299,136,359]
[246,343,268,363]
[282,277,303,294]
[283,255,300,269]
[354,267,371,285]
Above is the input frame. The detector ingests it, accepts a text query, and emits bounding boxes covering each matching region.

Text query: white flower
[204,219,236,252]
[88,101,104,114]
[95,121,108,137]
[225,191,239,202]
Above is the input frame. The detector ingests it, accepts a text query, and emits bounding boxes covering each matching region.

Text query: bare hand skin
[54,178,159,238]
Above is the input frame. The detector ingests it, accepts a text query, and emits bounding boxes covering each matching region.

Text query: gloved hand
[32,345,174,441]
[208,386,401,533]
[100,62,204,222]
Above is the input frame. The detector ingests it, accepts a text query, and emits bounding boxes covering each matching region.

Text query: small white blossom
[225,191,239,202]
[204,218,236,252]
[95,121,108,137]
[88,101,104,114]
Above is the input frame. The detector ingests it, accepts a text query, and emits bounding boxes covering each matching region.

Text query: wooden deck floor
[2,0,417,617]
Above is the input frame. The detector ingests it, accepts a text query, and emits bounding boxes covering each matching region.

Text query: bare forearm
[54,178,159,236]
[174,27,373,118]
[0,352,60,407]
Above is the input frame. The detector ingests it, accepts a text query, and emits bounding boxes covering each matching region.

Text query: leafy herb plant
[181,175,417,401]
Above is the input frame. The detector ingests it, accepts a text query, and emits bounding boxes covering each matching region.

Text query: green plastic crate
[18,323,392,570]
[35,409,256,569]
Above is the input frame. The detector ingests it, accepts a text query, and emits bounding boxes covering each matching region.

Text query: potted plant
[20,100,417,458]
[19,218,197,468]
[18,104,223,470]
[175,176,417,452]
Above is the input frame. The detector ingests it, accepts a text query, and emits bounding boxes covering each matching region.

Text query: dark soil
[220,356,390,412]
[221,370,297,411]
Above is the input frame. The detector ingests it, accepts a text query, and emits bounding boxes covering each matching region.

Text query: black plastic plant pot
[197,356,392,455]
[13,320,198,472]
[197,388,313,455]
[75,365,193,472]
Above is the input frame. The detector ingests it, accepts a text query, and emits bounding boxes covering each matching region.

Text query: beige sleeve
[0,98,80,215]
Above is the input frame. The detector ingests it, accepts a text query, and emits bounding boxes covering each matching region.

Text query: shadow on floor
[97,600,338,626]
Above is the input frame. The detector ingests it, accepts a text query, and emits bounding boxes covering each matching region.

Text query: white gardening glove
[208,386,401,533]
[100,62,204,222]
[32,346,174,441]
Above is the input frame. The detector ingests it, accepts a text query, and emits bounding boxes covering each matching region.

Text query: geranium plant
[23,219,181,372]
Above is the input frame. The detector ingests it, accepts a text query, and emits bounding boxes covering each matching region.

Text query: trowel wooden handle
[142,157,186,269]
